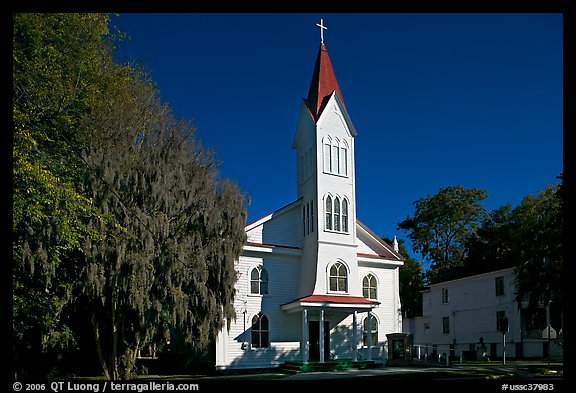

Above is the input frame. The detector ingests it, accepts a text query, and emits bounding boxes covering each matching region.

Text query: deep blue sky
[109,13,563,262]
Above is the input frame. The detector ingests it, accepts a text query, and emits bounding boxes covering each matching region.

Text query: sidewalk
[280,360,563,381]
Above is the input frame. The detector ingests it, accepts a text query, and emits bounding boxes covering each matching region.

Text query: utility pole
[499,316,509,365]
[503,331,506,365]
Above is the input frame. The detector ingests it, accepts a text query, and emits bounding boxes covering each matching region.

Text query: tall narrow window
[250,266,269,295]
[325,196,332,230]
[342,199,348,232]
[442,316,450,334]
[329,261,347,292]
[323,141,331,172]
[496,311,507,331]
[334,198,341,231]
[363,316,378,347]
[302,205,306,236]
[362,274,377,300]
[495,276,505,296]
[332,144,339,174]
[310,200,314,233]
[306,203,310,235]
[442,288,449,304]
[251,314,270,348]
[340,147,348,176]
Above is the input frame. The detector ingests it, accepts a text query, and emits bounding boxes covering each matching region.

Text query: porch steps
[281,359,382,374]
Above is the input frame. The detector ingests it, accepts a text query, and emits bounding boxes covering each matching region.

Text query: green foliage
[398,185,487,283]
[13,13,247,380]
[512,184,562,312]
[13,13,112,357]
[464,183,562,312]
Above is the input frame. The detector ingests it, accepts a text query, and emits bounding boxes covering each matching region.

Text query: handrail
[349,345,365,360]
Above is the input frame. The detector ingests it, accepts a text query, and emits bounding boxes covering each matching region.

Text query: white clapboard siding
[220,252,303,369]
[246,202,301,247]
[404,267,558,359]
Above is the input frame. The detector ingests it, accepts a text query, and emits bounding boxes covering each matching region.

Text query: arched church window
[332,141,340,174]
[250,266,269,295]
[363,315,378,347]
[251,313,270,348]
[334,197,341,231]
[322,136,348,177]
[362,274,377,300]
[329,261,347,292]
[325,196,332,230]
[342,198,349,232]
[323,138,332,173]
[340,143,348,176]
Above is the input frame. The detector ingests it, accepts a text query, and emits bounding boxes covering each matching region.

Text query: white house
[403,267,563,361]
[213,28,405,371]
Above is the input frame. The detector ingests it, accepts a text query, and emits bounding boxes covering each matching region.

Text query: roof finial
[392,236,399,253]
[316,18,327,44]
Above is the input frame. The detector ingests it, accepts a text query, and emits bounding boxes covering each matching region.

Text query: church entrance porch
[309,321,330,361]
[280,294,380,364]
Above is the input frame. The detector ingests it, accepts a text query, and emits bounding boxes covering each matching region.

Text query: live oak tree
[397,185,488,284]
[13,13,114,368]
[13,13,247,379]
[80,71,247,379]
[464,183,563,329]
[511,184,562,320]
[463,203,517,273]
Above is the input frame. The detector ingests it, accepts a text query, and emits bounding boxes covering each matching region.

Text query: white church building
[213,22,405,371]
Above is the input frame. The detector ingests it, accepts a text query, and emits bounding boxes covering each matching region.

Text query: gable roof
[357,220,405,261]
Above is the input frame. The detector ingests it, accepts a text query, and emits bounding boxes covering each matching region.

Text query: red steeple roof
[306,43,345,122]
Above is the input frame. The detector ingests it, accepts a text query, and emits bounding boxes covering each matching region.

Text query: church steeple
[306,26,346,122]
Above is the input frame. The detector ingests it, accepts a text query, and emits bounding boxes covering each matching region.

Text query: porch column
[367,311,372,361]
[302,308,308,363]
[352,311,358,362]
[320,309,325,363]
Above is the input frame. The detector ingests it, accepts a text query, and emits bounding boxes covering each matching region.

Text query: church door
[309,321,330,361]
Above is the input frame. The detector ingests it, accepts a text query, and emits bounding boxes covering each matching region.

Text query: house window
[329,261,347,292]
[325,196,332,230]
[442,316,450,334]
[442,288,449,304]
[250,266,269,295]
[495,276,505,296]
[251,313,270,348]
[363,316,378,347]
[424,323,430,336]
[496,311,507,331]
[362,274,377,300]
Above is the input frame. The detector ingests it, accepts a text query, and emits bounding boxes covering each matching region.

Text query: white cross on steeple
[316,18,327,44]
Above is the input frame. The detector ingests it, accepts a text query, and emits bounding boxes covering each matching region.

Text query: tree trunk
[92,316,111,380]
